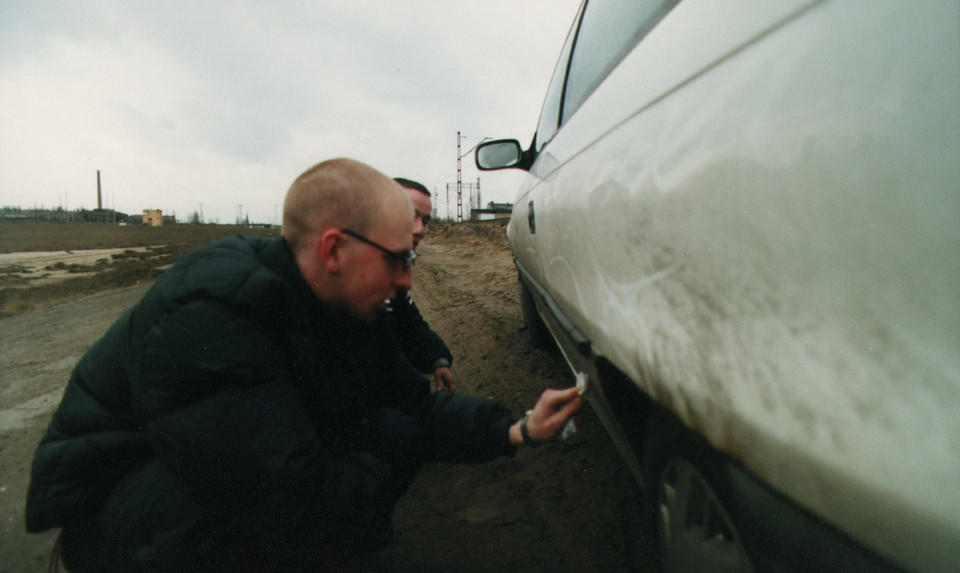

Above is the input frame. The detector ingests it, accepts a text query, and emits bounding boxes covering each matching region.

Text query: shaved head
[282,158,408,254]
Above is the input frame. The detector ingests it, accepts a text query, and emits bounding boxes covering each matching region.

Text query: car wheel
[518,280,554,351]
[656,457,753,573]
[642,409,753,573]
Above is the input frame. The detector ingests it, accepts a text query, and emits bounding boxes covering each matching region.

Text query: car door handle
[528,200,536,234]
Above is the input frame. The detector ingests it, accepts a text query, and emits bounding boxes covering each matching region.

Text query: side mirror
[475,139,523,170]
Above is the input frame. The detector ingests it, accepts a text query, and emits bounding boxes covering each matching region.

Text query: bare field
[0,221,278,254]
[0,222,278,316]
[0,219,649,572]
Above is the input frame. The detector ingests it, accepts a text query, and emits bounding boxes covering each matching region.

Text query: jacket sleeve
[415,392,517,463]
[390,291,453,373]
[136,298,399,544]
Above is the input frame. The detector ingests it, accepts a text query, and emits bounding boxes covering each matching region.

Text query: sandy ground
[0,221,652,572]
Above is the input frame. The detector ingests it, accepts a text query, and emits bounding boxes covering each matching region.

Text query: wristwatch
[520,410,540,447]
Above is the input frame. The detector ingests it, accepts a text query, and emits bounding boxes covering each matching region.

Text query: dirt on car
[0,220,651,572]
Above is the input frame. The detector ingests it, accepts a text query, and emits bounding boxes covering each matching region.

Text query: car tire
[642,410,753,573]
[518,280,555,351]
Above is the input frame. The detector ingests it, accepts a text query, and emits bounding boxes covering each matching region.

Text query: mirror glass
[476,141,521,170]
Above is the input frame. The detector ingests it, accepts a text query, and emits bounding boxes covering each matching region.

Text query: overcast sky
[1,1,581,224]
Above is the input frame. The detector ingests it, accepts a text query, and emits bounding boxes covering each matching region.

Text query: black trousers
[60,407,425,572]
[61,458,209,572]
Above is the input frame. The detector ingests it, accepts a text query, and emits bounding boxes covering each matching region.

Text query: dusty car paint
[507,0,959,570]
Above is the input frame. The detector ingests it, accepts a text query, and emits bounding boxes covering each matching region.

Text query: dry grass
[0,221,279,316]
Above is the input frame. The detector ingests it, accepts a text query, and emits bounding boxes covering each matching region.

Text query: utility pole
[456,131,463,222]
[446,184,455,222]
[455,132,492,222]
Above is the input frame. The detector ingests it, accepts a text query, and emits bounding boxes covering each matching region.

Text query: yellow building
[142,209,163,227]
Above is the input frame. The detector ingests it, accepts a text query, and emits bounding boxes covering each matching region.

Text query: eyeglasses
[341,229,417,271]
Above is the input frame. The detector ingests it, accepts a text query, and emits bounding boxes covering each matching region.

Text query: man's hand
[434,366,456,393]
[509,386,583,446]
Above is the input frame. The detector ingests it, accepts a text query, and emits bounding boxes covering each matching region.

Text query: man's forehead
[406,188,432,209]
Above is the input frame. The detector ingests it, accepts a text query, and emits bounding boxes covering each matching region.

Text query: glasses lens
[384,249,415,271]
[343,229,415,271]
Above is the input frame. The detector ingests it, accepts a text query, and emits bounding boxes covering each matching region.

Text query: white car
[476,0,959,571]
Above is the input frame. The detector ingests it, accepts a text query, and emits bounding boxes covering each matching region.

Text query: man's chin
[334,304,377,323]
[352,308,377,322]
[360,300,390,322]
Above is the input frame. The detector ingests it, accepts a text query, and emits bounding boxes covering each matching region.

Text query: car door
[509,0,815,368]
[508,0,683,350]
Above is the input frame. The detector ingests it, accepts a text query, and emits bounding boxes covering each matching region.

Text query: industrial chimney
[97,170,103,210]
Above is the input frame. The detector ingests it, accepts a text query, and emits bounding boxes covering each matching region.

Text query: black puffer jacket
[26,236,514,544]
[387,289,453,374]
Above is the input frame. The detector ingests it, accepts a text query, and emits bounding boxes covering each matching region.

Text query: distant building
[142,209,164,227]
[0,206,128,223]
[470,202,513,221]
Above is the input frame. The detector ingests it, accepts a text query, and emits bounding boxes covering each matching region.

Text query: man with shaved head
[26,158,582,571]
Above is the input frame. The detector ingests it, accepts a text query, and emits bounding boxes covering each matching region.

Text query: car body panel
[505,0,960,570]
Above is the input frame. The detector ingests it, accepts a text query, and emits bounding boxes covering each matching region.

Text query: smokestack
[97,170,103,210]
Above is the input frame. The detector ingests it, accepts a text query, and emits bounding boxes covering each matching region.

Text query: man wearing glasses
[388,177,456,393]
[26,157,582,571]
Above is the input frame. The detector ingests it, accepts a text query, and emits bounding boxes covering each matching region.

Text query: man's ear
[318,229,343,274]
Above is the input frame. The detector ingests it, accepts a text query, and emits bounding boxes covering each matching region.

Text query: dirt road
[0,221,651,572]
[1,285,150,571]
